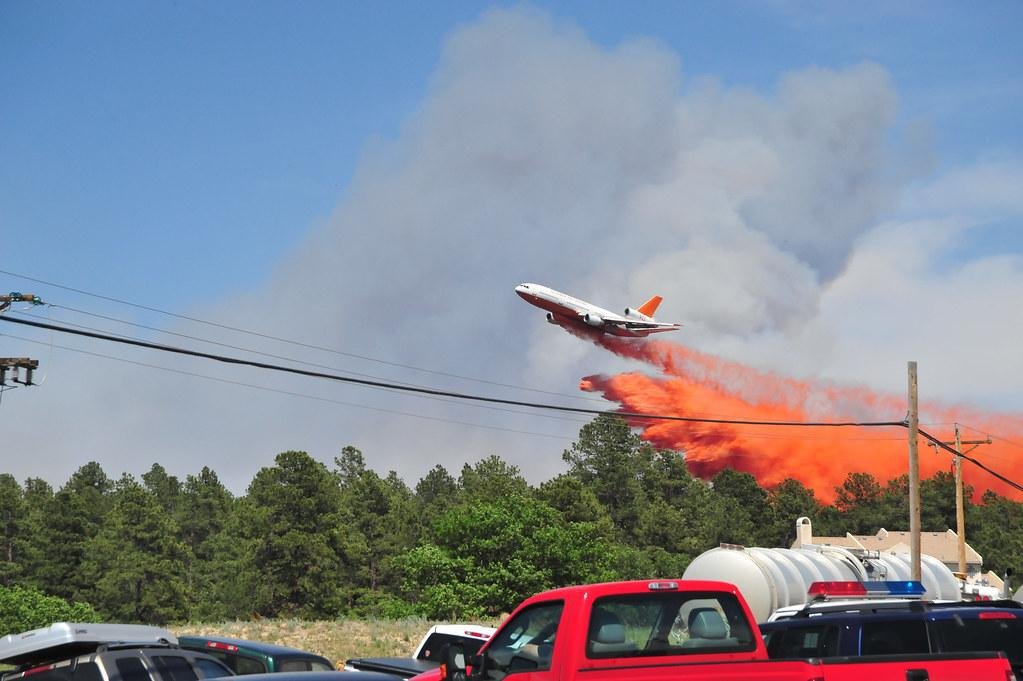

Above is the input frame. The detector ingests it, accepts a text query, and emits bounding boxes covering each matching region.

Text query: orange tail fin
[636,295,662,317]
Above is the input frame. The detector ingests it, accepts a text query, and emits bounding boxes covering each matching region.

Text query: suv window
[149,656,197,681]
[116,657,151,681]
[192,659,233,679]
[15,671,71,681]
[765,624,839,658]
[73,662,103,681]
[933,616,1023,670]
[859,620,929,655]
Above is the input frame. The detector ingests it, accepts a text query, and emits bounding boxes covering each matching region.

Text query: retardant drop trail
[578,333,1023,503]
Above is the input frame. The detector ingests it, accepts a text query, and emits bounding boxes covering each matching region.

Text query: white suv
[0,623,233,681]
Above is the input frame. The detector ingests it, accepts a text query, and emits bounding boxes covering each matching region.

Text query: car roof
[177,636,329,660]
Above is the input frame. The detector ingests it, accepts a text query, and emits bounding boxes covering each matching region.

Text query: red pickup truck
[413,579,1014,681]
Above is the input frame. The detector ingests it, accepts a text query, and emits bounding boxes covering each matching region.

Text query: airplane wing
[601,318,677,330]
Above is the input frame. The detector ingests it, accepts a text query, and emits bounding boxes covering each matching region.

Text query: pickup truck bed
[345,625,495,679]
[343,658,437,679]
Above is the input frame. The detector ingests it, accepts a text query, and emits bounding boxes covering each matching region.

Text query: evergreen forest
[2,415,1021,626]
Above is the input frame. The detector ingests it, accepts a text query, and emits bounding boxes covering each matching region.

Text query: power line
[4,328,913,445]
[10,309,595,422]
[917,427,1023,494]
[0,314,906,428]
[3,330,590,428]
[20,308,450,392]
[0,269,603,403]
[1,332,580,440]
[5,313,1021,493]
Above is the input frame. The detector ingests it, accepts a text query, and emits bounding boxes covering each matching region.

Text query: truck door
[476,601,563,681]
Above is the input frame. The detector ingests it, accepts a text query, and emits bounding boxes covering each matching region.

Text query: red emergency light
[978,611,1016,620]
[806,580,925,598]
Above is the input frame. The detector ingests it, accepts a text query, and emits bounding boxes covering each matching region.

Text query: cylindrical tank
[682,545,863,621]
[860,552,960,601]
[682,544,961,622]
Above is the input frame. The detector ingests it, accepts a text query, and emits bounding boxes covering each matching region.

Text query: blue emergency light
[807,580,926,597]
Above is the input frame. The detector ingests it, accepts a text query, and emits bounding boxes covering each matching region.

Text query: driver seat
[589,608,638,655]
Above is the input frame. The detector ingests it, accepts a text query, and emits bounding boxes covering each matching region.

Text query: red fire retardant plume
[578,335,1023,503]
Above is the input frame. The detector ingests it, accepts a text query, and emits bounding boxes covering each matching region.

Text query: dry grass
[172,619,500,671]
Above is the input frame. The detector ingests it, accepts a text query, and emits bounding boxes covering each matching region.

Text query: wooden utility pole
[908,361,921,581]
[927,424,992,575]
[954,425,965,574]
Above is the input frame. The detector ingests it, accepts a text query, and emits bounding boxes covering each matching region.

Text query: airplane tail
[636,295,663,318]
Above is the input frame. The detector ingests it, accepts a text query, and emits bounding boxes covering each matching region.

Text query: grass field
[173,618,501,670]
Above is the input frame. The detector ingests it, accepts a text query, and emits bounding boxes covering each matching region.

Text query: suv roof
[761,602,1022,628]
[0,623,177,668]
[770,597,1023,622]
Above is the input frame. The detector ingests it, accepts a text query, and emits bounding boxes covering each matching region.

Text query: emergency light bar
[806,581,925,598]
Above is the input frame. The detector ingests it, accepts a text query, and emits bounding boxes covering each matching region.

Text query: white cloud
[5,6,1021,493]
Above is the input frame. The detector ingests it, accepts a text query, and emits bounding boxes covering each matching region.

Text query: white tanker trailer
[682,520,962,622]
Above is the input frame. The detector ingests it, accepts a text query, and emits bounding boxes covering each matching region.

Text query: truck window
[859,620,929,655]
[278,660,332,672]
[481,601,563,680]
[201,651,266,675]
[587,592,756,658]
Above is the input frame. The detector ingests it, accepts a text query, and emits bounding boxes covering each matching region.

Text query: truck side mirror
[439,643,467,681]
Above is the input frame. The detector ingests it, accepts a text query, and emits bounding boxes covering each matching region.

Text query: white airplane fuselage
[515,283,680,337]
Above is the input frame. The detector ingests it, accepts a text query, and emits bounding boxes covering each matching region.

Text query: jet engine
[583,313,604,327]
[546,312,559,325]
[623,307,652,321]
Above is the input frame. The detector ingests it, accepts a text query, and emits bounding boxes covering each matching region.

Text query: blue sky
[3,1,1019,308]
[2,1,1022,491]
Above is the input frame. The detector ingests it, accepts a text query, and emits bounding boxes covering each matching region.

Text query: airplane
[515,282,681,337]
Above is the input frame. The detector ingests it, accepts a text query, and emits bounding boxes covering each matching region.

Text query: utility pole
[1,293,44,389]
[907,361,921,581]
[0,358,38,386]
[927,424,992,575]
[0,292,44,313]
